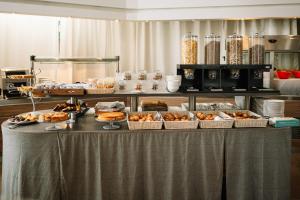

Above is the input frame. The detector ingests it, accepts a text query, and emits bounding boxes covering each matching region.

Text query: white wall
[0,0,127,20]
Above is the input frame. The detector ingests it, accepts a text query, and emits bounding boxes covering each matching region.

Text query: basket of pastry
[86,78,115,94]
[223,110,268,128]
[127,112,163,130]
[194,111,234,129]
[47,89,85,96]
[38,112,69,123]
[17,86,48,98]
[31,89,47,98]
[161,111,198,129]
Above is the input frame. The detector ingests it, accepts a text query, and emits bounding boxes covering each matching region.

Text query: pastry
[53,103,78,112]
[9,113,38,123]
[40,112,69,122]
[97,112,125,121]
[96,83,114,89]
[225,112,259,119]
[8,75,34,79]
[129,113,157,122]
[17,86,33,93]
[163,113,190,121]
[196,112,217,120]
[96,78,115,89]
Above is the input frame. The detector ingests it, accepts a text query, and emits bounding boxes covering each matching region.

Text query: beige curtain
[0,13,59,81]
[61,18,298,80]
[0,13,298,82]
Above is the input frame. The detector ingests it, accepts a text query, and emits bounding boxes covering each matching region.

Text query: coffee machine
[177,64,272,92]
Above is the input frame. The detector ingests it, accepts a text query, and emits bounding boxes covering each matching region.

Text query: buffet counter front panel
[1,116,291,200]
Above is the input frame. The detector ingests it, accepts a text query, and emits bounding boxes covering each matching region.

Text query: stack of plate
[264,99,285,117]
[252,98,285,117]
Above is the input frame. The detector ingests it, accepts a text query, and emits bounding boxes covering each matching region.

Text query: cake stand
[95,117,127,130]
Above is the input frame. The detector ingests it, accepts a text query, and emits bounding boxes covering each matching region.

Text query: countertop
[0,90,283,107]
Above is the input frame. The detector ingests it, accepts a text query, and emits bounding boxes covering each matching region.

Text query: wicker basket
[47,89,85,96]
[223,110,268,128]
[127,112,163,130]
[86,88,114,94]
[161,111,198,129]
[194,111,234,129]
[31,89,47,97]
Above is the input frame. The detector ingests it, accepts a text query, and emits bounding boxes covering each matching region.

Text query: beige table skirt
[1,116,291,200]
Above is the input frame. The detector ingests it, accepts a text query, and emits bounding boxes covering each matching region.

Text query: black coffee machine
[177,64,272,92]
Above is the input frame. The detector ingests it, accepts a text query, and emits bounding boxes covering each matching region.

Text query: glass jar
[226,33,243,64]
[204,33,220,64]
[153,70,162,81]
[134,81,143,91]
[181,32,198,64]
[152,80,159,90]
[118,80,126,90]
[248,33,265,64]
[138,70,147,80]
[123,71,132,80]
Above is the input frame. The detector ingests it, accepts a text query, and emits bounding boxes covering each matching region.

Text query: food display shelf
[28,90,280,112]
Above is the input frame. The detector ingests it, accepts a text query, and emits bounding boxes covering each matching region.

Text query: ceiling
[34,0,300,9]
[0,0,299,20]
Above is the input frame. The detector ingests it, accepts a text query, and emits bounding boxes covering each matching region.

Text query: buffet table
[1,116,291,200]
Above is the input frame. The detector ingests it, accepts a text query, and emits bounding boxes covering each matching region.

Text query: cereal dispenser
[226,33,243,65]
[204,33,220,64]
[203,34,221,90]
[248,33,266,89]
[181,32,198,80]
[248,33,265,64]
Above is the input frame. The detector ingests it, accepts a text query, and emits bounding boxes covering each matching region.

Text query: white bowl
[167,85,179,89]
[167,80,180,85]
[166,75,181,80]
[166,75,182,83]
[167,86,179,93]
[167,82,180,92]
